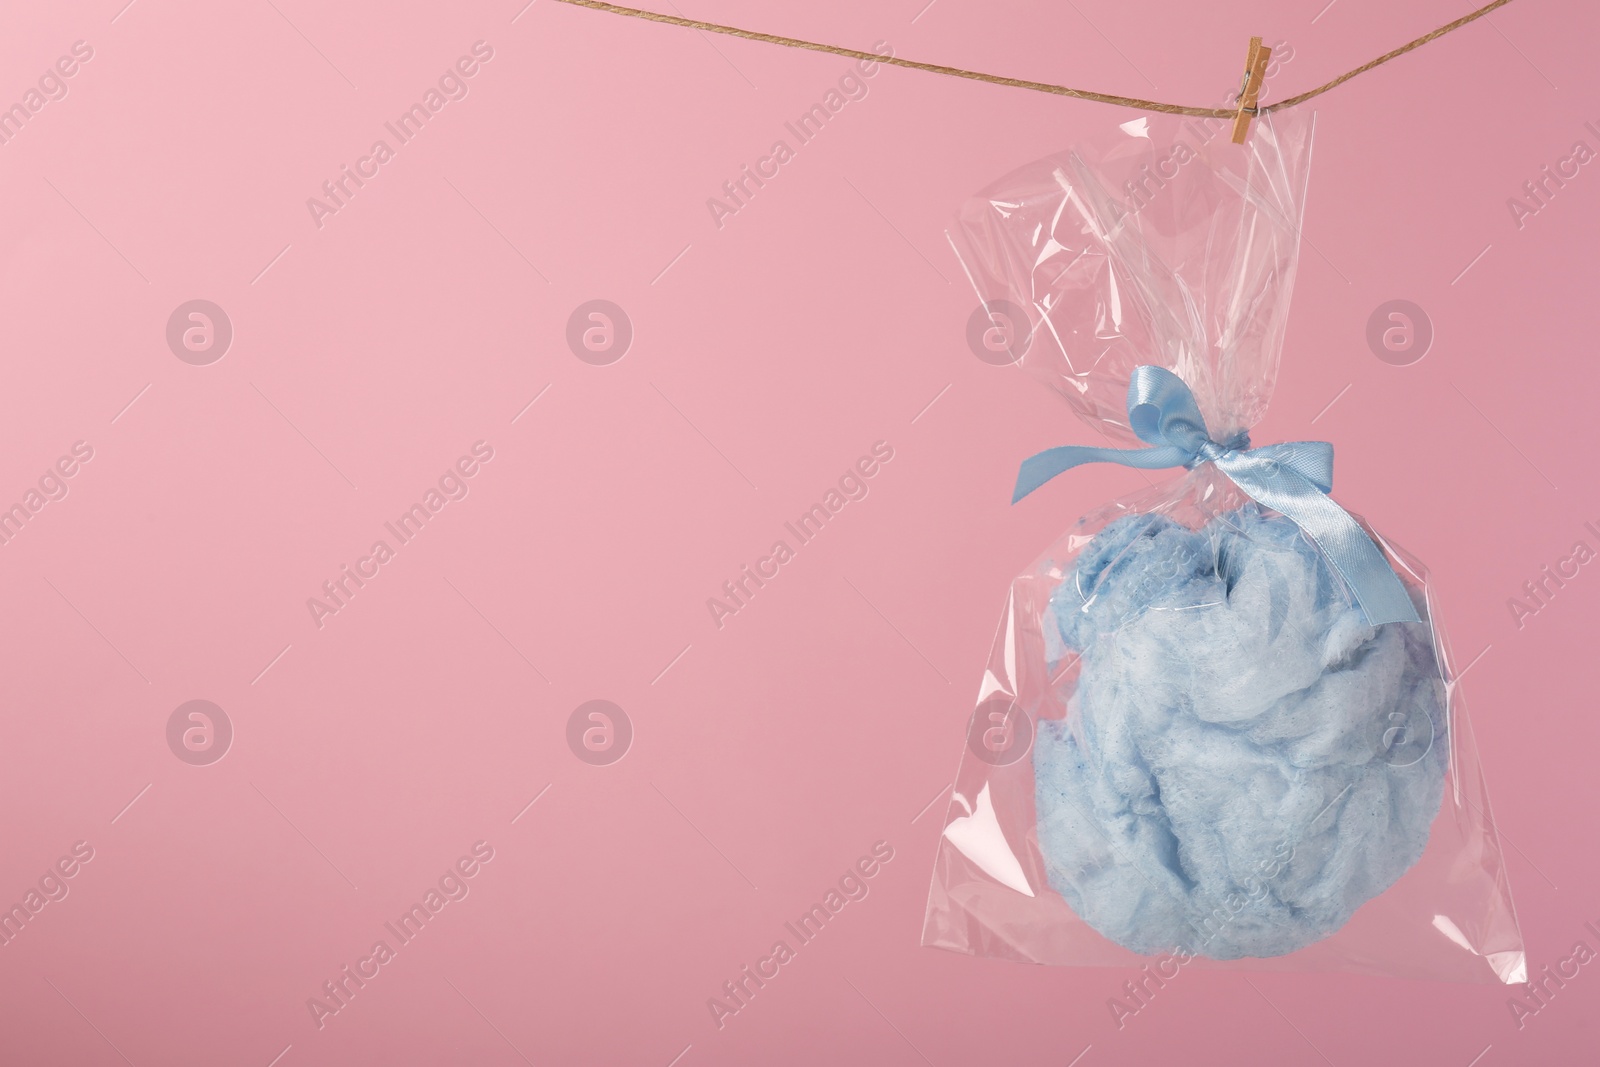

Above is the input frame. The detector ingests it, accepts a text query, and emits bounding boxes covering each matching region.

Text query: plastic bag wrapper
[921,110,1525,982]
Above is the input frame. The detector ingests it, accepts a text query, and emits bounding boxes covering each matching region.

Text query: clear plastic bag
[921,110,1525,982]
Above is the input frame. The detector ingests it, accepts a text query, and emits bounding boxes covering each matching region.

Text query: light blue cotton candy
[1034,506,1446,959]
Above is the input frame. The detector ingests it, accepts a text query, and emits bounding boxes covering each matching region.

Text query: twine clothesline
[547,0,1517,119]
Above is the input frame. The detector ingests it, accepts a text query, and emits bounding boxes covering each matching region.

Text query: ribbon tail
[1220,458,1421,626]
[1274,497,1420,625]
[1013,444,1189,504]
[1254,441,1335,493]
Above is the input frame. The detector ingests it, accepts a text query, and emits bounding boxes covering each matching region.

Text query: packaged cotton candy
[921,110,1526,982]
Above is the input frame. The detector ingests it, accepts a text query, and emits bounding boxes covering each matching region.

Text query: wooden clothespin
[1230,36,1271,144]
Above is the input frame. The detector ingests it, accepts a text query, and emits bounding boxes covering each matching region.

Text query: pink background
[0,0,1594,1064]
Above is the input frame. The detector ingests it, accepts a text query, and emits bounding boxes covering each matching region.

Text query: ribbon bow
[1013,365,1420,626]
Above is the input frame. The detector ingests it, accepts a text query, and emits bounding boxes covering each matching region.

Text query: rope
[546,0,1517,119]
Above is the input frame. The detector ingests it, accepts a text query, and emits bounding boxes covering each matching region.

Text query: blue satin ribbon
[1014,365,1420,626]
